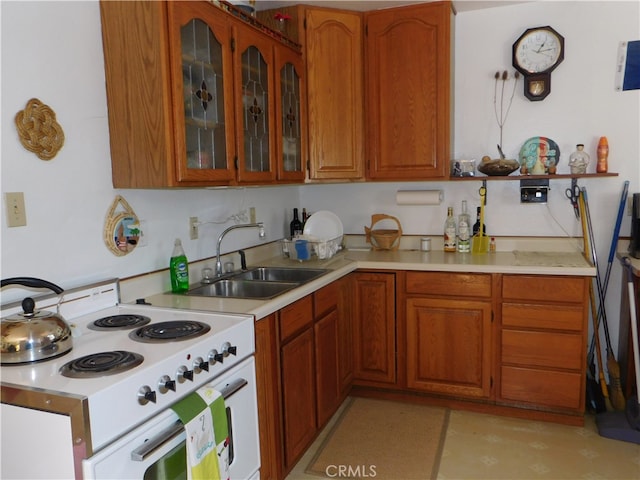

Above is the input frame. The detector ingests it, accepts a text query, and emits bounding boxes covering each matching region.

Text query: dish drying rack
[281,236,342,261]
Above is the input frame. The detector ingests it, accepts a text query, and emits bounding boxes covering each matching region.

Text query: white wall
[1,1,639,349]
[0,1,300,301]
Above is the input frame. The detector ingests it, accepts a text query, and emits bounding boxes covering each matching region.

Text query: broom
[582,187,626,410]
[579,190,614,412]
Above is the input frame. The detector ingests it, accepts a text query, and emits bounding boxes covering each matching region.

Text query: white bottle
[444,207,457,252]
[457,200,471,253]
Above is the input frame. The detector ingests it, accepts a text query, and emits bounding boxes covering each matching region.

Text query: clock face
[514,27,564,74]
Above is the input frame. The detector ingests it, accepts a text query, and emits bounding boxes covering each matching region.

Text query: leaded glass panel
[181,19,226,170]
[242,46,270,172]
[280,62,302,172]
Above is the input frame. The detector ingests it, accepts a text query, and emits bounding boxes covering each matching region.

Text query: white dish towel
[171,387,230,480]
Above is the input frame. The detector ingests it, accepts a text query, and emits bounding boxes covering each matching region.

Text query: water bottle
[170,238,189,293]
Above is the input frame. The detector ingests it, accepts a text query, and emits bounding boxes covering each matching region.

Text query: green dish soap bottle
[170,238,189,293]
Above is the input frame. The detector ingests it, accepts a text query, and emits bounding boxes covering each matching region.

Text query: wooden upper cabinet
[100,0,303,188]
[304,8,365,180]
[365,2,452,180]
[274,45,307,183]
[233,27,277,184]
[169,2,236,185]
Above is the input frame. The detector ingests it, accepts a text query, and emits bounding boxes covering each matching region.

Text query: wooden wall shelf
[449,172,619,181]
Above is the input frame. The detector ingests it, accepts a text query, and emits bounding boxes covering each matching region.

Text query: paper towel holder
[395,190,443,205]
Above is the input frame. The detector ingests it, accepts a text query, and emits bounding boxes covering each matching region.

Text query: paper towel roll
[396,190,443,205]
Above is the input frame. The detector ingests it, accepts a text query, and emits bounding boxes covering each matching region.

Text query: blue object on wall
[616,40,640,91]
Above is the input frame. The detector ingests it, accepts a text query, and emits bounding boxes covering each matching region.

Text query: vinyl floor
[285,398,640,480]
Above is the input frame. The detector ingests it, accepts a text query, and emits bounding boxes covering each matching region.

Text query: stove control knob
[158,375,176,394]
[208,349,224,365]
[193,357,209,373]
[222,342,237,357]
[138,386,157,405]
[176,365,194,383]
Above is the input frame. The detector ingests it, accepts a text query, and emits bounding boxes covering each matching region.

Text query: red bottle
[596,136,609,173]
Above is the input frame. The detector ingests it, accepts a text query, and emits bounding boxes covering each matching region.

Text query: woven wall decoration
[14,98,65,161]
[104,195,142,257]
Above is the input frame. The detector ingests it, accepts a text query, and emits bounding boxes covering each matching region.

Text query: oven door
[83,357,260,480]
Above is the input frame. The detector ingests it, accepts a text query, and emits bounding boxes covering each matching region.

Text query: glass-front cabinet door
[168,2,236,184]
[234,29,277,184]
[275,46,306,182]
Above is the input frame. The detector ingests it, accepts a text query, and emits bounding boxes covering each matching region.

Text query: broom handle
[582,187,614,351]
[586,181,629,366]
[579,190,613,410]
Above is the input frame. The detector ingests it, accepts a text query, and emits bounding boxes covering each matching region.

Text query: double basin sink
[185,267,329,300]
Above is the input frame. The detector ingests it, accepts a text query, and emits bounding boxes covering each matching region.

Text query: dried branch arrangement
[493,70,520,154]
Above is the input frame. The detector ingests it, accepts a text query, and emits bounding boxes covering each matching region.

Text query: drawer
[279,295,313,343]
[500,366,583,411]
[314,281,339,318]
[501,330,583,370]
[406,272,491,298]
[502,303,585,331]
[502,275,586,303]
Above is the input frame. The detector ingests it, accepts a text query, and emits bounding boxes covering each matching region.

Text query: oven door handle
[130,378,248,462]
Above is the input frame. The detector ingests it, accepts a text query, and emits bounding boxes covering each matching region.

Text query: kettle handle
[1,277,64,294]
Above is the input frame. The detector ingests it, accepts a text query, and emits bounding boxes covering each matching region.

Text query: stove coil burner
[89,314,151,331]
[60,350,144,378]
[129,320,211,343]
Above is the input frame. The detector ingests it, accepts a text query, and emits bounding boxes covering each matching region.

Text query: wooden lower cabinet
[277,280,353,474]
[279,296,316,469]
[498,274,588,414]
[281,327,316,468]
[352,272,397,385]
[404,272,493,399]
[315,309,341,426]
[406,297,493,398]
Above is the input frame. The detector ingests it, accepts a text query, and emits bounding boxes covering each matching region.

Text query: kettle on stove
[1,277,73,364]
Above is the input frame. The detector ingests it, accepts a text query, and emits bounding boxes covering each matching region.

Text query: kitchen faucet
[215,223,265,276]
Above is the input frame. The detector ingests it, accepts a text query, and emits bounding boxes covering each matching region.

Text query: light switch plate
[5,192,27,227]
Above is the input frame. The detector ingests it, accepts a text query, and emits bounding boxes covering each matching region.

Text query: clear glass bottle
[444,207,457,252]
[169,238,189,293]
[569,144,590,174]
[290,208,303,238]
[457,201,471,253]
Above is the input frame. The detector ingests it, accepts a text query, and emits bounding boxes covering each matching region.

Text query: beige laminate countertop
[142,245,595,320]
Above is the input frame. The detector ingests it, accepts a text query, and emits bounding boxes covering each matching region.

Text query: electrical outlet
[5,192,27,227]
[190,217,199,240]
[249,207,256,223]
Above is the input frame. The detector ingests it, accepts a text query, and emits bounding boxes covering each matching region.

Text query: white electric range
[1,278,260,480]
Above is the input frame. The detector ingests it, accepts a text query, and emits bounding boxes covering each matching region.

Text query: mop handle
[623,257,640,401]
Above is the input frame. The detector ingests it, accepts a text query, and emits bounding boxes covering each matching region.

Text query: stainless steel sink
[184,267,330,299]
[233,267,328,283]
[186,279,299,300]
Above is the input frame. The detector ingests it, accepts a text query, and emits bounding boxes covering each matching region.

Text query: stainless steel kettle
[1,277,72,364]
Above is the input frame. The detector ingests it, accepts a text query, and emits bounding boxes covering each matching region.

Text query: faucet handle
[238,250,247,270]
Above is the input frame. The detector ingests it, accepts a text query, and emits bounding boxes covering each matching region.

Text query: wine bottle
[444,207,457,252]
[457,201,471,253]
[290,208,303,238]
[472,206,486,236]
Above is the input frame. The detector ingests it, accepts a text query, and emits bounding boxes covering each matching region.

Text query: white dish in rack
[303,210,343,241]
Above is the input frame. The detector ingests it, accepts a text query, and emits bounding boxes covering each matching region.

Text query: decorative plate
[518,137,560,174]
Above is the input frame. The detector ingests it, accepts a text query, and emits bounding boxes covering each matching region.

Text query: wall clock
[512,26,564,101]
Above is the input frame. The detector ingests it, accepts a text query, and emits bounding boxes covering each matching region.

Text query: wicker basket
[364,214,402,250]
